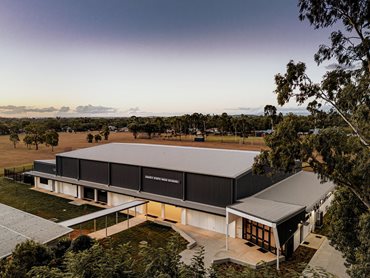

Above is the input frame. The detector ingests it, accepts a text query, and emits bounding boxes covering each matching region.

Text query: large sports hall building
[30,143,334,261]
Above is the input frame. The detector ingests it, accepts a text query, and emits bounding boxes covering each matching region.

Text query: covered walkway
[59,200,148,238]
[88,216,147,239]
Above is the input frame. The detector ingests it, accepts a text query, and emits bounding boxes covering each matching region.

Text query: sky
[0,0,333,117]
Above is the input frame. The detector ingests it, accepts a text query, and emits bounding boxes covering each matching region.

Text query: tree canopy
[254,0,369,276]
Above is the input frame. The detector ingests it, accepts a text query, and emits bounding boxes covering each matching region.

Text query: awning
[59,200,148,227]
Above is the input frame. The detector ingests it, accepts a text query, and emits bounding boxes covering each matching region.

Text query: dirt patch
[0,132,266,172]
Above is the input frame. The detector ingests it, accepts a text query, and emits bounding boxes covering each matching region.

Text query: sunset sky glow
[0,0,333,117]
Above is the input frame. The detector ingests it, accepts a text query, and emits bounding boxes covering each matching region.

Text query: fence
[4,165,34,185]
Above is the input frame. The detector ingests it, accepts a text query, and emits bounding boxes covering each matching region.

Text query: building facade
[30,143,334,260]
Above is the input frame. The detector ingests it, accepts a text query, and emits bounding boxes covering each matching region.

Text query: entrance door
[243,218,276,254]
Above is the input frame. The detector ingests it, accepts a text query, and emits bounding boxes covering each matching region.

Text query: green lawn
[104,221,187,252]
[0,178,187,253]
[0,178,128,231]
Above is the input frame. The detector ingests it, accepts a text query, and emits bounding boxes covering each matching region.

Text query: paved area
[176,224,280,268]
[88,216,146,239]
[308,238,349,278]
[301,233,326,249]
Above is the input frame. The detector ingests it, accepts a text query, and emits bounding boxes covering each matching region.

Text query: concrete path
[308,238,349,278]
[177,224,279,269]
[88,216,146,239]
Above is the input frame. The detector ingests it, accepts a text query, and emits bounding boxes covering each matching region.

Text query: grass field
[0,177,129,231]
[104,221,187,252]
[0,132,266,175]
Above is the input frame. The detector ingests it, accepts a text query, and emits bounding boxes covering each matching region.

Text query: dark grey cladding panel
[277,210,305,246]
[79,160,108,184]
[236,169,293,200]
[60,157,78,179]
[141,167,183,199]
[56,157,62,175]
[34,162,55,175]
[186,173,233,207]
[110,163,139,190]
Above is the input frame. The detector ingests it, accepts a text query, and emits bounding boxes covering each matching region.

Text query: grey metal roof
[59,200,148,227]
[0,203,72,258]
[228,197,305,224]
[57,143,258,178]
[254,171,335,211]
[228,171,335,224]
[35,159,56,164]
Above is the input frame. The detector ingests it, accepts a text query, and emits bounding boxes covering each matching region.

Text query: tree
[219,112,231,142]
[142,122,157,139]
[239,115,251,144]
[44,130,59,152]
[23,134,33,149]
[326,188,367,268]
[86,133,94,143]
[9,133,20,148]
[2,240,53,278]
[94,134,102,143]
[68,235,95,253]
[128,122,139,139]
[253,0,369,276]
[264,105,277,130]
[101,126,110,140]
[24,124,46,150]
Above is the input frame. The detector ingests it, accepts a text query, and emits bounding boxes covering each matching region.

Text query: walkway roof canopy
[254,171,335,212]
[57,143,258,178]
[228,197,305,226]
[0,203,72,259]
[228,171,335,225]
[59,200,148,227]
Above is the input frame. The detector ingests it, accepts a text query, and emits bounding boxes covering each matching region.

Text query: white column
[311,211,316,232]
[141,203,147,215]
[55,181,60,193]
[78,186,82,199]
[34,177,39,188]
[181,208,187,225]
[107,192,112,206]
[161,204,165,219]
[272,226,280,270]
[225,212,229,250]
[94,189,98,202]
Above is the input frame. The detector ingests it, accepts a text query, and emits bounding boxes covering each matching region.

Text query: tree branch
[318,91,369,147]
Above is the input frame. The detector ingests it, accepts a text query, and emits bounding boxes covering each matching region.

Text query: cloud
[74,104,117,114]
[225,106,311,115]
[59,106,70,112]
[125,107,140,115]
[0,105,58,114]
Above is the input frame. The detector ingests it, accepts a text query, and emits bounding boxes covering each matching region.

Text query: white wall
[293,225,301,251]
[60,182,77,197]
[109,192,144,214]
[187,209,225,234]
[320,193,334,216]
[35,177,52,191]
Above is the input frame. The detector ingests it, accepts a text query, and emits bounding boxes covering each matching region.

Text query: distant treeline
[0,111,347,136]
